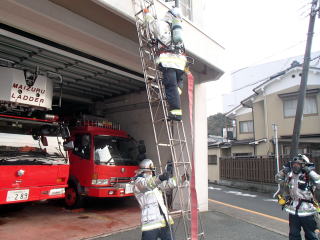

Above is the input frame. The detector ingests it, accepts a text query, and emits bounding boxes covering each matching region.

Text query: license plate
[125,184,134,194]
[6,189,29,202]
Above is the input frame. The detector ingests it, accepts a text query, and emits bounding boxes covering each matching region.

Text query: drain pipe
[272,124,280,198]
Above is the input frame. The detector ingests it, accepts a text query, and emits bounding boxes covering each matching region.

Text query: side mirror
[63,141,74,151]
[60,125,71,139]
[138,140,146,154]
[41,136,48,146]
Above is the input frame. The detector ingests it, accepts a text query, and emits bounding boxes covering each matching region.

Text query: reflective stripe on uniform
[170,109,182,115]
[285,207,317,216]
[141,217,174,231]
[157,53,187,70]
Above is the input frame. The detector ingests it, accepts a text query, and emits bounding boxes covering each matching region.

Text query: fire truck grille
[110,177,132,184]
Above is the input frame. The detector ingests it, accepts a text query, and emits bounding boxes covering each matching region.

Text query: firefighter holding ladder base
[133,159,179,240]
[144,6,187,121]
[275,154,320,240]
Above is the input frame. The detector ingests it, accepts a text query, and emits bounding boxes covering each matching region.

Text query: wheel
[64,184,84,209]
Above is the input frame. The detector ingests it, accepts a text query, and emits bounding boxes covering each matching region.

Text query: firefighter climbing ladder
[132,0,205,239]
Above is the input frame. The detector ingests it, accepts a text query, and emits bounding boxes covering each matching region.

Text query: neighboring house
[225,61,320,157]
[208,138,231,182]
[223,52,320,112]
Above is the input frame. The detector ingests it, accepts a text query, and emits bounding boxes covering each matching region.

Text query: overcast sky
[203,0,320,116]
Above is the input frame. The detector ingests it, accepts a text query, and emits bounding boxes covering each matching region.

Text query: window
[239,121,253,133]
[180,0,192,21]
[73,134,91,159]
[94,135,139,166]
[283,96,318,118]
[208,155,217,165]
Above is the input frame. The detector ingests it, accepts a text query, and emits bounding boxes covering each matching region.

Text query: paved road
[208,184,287,220]
[95,184,289,240]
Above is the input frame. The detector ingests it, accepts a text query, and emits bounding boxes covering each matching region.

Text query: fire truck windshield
[0,132,66,165]
[94,135,139,166]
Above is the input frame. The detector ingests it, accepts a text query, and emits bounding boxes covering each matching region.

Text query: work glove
[159,172,170,181]
[283,167,291,174]
[181,172,190,182]
[166,162,174,177]
[302,166,312,174]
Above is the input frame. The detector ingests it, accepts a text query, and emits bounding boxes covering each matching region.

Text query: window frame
[73,133,91,160]
[208,155,217,165]
[239,120,254,134]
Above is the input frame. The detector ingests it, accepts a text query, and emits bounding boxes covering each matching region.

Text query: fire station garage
[0,0,225,239]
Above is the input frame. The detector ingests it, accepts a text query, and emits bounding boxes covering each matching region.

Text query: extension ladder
[132,1,205,239]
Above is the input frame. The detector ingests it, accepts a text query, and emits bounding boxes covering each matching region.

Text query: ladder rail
[132,1,205,239]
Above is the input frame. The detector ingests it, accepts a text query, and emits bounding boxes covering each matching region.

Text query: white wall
[104,72,208,211]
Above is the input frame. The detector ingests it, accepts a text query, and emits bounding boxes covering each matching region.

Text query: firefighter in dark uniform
[145,7,187,121]
[275,154,320,240]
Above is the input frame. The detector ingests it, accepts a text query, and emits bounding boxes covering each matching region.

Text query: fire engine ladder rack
[132,1,205,239]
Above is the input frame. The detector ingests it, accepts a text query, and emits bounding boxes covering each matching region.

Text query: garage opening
[0,24,145,115]
[0,26,151,240]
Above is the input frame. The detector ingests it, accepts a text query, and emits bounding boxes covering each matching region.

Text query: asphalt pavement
[93,183,289,240]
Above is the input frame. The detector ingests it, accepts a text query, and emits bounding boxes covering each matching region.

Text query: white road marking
[224,190,257,198]
[263,199,278,202]
[208,187,222,190]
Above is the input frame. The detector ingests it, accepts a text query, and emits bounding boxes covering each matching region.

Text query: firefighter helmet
[139,159,155,172]
[293,154,310,164]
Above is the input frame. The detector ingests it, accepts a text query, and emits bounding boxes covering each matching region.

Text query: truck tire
[64,184,84,209]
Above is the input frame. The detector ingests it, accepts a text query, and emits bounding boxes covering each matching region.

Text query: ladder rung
[147,66,157,71]
[170,138,186,143]
[174,162,191,164]
[157,143,171,147]
[169,209,191,215]
[146,75,156,80]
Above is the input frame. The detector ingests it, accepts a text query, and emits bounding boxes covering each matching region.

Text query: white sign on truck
[0,66,53,110]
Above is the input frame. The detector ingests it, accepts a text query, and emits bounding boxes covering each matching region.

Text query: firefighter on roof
[145,7,187,121]
[275,154,320,240]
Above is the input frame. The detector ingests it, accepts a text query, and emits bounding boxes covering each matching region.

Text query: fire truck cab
[65,119,142,209]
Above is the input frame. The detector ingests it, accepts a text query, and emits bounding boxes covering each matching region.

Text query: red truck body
[65,122,139,208]
[0,114,70,205]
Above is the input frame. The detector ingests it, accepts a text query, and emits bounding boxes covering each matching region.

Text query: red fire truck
[65,118,142,209]
[0,66,73,205]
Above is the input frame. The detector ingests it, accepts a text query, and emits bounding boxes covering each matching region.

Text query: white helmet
[293,154,310,164]
[139,159,155,172]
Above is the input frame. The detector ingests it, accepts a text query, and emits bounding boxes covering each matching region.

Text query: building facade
[0,0,225,211]
[226,64,320,157]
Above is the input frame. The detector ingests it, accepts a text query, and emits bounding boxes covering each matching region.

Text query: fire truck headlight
[92,179,109,185]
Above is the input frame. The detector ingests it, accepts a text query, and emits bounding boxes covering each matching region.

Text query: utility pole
[290,0,319,158]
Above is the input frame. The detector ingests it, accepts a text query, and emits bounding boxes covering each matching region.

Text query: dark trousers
[161,67,184,111]
[289,214,318,240]
[141,226,173,240]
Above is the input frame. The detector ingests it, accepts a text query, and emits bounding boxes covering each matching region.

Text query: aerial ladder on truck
[131,0,205,239]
